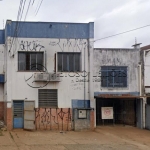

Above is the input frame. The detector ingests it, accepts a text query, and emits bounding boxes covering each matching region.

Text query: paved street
[0,126,150,150]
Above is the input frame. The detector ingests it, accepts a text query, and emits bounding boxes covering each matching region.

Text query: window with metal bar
[38,89,58,108]
[57,52,81,72]
[18,52,44,71]
[101,66,127,88]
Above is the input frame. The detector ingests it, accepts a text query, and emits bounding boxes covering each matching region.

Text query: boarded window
[57,52,80,72]
[18,52,44,71]
[101,66,127,88]
[38,89,58,108]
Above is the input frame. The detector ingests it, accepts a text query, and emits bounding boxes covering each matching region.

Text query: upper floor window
[101,66,127,88]
[18,52,44,71]
[57,52,81,72]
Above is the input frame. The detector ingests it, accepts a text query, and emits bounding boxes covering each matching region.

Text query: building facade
[93,45,143,128]
[0,20,145,131]
[141,45,150,130]
[3,20,94,130]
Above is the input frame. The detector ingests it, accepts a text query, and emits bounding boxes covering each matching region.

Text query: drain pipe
[138,64,142,96]
[84,43,86,108]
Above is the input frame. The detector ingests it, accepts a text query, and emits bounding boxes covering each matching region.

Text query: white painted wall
[0,44,4,74]
[0,44,4,102]
[144,52,150,86]
[144,49,150,93]
[5,38,92,108]
[93,49,140,93]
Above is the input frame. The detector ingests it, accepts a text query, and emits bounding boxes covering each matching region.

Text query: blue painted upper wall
[5,20,94,39]
[0,30,4,44]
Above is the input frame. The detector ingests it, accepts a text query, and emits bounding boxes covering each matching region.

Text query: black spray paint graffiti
[20,40,45,51]
[49,39,87,52]
[24,63,50,88]
[35,108,72,131]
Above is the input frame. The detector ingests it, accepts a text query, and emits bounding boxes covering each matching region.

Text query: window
[18,52,43,71]
[101,66,127,88]
[57,52,80,72]
[38,89,58,108]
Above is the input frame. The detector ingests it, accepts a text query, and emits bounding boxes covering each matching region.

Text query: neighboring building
[93,44,143,128]
[141,45,150,130]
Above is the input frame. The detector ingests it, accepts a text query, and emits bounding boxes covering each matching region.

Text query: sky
[0,0,150,48]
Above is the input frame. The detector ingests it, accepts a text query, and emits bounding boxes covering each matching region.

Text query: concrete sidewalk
[0,126,150,150]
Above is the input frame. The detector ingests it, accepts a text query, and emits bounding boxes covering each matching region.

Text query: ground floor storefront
[0,96,145,131]
[95,97,143,128]
[3,100,94,131]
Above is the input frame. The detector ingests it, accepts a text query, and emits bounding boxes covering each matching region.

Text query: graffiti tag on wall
[49,39,87,52]
[20,40,45,51]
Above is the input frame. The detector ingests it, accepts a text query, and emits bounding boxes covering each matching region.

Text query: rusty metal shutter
[38,89,58,107]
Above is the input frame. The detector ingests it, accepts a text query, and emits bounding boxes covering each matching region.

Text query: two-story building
[0,20,145,131]
[141,45,150,130]
[3,20,94,131]
[93,44,143,128]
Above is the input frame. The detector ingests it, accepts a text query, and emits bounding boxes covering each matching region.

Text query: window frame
[57,52,81,72]
[18,51,44,72]
[101,66,128,88]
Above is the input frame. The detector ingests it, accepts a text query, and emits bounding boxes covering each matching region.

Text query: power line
[24,0,32,21]
[14,0,27,54]
[32,0,35,5]
[35,0,43,16]
[9,0,24,52]
[19,0,27,22]
[13,0,32,55]
[94,24,150,42]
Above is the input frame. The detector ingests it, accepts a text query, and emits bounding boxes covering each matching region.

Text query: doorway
[13,101,24,128]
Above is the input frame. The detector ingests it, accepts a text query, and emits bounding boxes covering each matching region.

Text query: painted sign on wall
[101,107,113,119]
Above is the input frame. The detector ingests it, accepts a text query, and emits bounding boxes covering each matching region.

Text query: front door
[13,101,24,128]
[24,101,35,130]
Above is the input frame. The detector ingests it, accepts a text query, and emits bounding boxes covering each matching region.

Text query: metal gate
[145,104,150,130]
[24,101,35,130]
[13,101,24,128]
[96,98,136,126]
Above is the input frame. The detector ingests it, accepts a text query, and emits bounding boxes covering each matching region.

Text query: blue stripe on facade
[5,21,94,39]
[72,99,90,108]
[94,92,140,97]
[0,75,4,83]
[0,30,4,44]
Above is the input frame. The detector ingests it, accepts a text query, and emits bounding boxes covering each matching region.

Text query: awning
[94,94,147,99]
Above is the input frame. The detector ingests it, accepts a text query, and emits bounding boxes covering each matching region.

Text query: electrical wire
[35,0,43,16]
[9,0,24,53]
[24,0,32,21]
[94,24,150,42]
[32,0,35,5]
[13,0,31,55]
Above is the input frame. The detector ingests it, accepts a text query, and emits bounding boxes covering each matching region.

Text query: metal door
[145,104,150,130]
[24,101,35,130]
[13,101,24,128]
[136,98,143,129]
